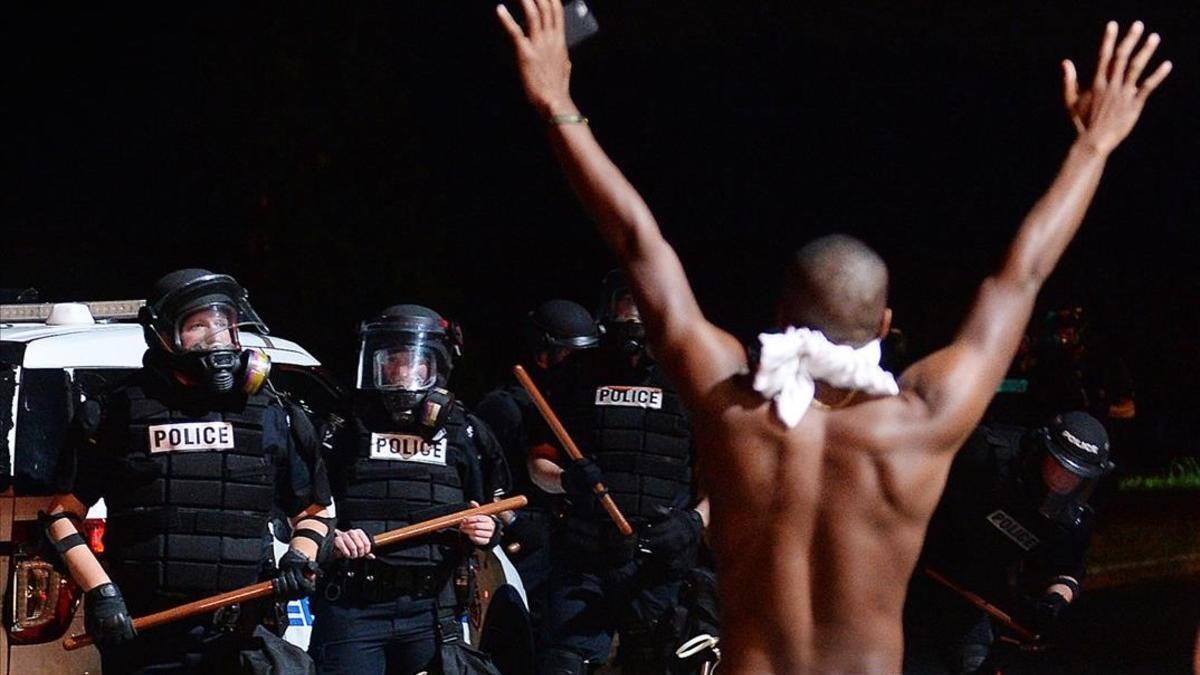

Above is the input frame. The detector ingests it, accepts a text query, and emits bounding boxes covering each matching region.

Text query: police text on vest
[986,509,1041,551]
[594,386,664,409]
[148,422,235,453]
[370,433,448,465]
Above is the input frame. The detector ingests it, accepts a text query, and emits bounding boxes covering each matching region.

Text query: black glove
[560,457,605,501]
[639,507,704,558]
[1018,591,1069,638]
[274,548,322,600]
[85,582,136,648]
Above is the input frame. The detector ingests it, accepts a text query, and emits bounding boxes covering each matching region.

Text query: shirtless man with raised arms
[497,3,1171,672]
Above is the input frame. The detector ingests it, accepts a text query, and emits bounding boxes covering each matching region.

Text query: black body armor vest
[562,366,693,547]
[101,383,278,608]
[334,404,477,566]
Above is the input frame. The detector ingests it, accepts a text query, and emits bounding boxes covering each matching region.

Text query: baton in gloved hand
[512,365,633,537]
[63,496,528,651]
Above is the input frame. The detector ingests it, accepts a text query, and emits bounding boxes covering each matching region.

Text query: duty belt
[209,598,276,635]
[324,559,452,602]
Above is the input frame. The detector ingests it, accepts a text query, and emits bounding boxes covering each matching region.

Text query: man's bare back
[498,3,1170,672]
[693,380,966,672]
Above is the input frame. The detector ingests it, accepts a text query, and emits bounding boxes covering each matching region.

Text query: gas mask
[170,304,270,394]
[596,272,653,371]
[602,319,647,359]
[183,347,271,395]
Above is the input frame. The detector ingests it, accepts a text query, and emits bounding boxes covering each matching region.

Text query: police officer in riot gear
[309,304,506,675]
[43,268,334,675]
[903,411,1114,674]
[530,273,710,675]
[476,299,600,638]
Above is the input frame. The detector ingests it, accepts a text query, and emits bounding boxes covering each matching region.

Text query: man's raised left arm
[497,0,745,398]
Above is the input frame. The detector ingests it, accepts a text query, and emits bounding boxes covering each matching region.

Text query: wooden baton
[512,364,634,537]
[63,496,528,651]
[923,567,1039,643]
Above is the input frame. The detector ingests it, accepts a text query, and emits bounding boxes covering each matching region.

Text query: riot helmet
[1019,411,1113,526]
[357,304,461,418]
[525,299,600,359]
[138,269,271,394]
[596,269,649,363]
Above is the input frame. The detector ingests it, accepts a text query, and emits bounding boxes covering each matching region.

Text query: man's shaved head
[779,234,889,347]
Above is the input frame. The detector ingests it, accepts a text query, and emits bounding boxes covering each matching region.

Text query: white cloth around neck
[752,326,899,427]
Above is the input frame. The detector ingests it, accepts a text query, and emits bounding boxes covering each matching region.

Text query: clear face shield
[358,337,441,419]
[162,302,272,395]
[1023,430,1102,526]
[1035,453,1099,525]
[372,345,439,393]
[173,303,241,353]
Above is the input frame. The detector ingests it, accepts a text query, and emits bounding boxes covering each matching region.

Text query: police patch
[986,509,1040,551]
[369,432,448,465]
[594,386,664,409]
[147,422,235,453]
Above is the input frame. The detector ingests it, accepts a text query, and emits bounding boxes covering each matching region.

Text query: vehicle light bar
[0,299,145,322]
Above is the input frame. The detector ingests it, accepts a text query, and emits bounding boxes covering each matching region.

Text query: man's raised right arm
[902,21,1171,445]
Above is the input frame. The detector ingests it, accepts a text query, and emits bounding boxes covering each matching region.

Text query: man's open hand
[496,0,576,117]
[1063,21,1172,154]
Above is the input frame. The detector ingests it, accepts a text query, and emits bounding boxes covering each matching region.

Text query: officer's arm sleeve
[475,392,524,460]
[458,426,488,506]
[273,404,336,563]
[276,403,334,515]
[66,399,112,508]
[470,413,511,501]
[1043,519,1092,584]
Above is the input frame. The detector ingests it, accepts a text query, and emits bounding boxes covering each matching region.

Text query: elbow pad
[39,511,87,575]
[292,515,337,565]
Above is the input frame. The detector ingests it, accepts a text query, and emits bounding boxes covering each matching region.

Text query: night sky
[8,3,1199,461]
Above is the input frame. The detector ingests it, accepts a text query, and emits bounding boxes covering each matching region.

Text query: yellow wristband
[548,113,589,126]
